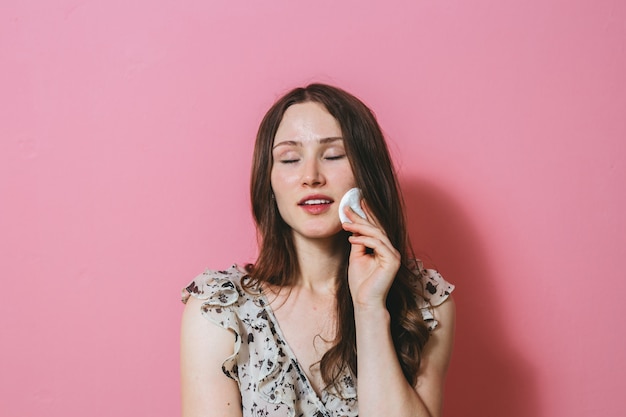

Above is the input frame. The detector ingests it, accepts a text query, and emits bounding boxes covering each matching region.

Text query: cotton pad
[339,188,366,223]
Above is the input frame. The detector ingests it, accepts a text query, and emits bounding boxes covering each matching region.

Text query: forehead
[273,101,342,144]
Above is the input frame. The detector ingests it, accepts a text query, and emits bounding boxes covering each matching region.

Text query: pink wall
[1,1,624,416]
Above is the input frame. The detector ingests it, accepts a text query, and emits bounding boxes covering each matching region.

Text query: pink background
[1,1,625,416]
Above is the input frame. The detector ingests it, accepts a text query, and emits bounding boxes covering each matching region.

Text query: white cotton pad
[339,188,366,223]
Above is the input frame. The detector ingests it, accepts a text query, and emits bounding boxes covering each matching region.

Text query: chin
[296,225,345,241]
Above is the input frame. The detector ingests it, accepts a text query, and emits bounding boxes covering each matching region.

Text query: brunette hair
[245,83,430,388]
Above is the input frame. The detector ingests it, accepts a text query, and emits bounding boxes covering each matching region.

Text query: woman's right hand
[341,201,401,311]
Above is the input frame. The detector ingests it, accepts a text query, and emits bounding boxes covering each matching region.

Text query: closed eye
[324,155,346,161]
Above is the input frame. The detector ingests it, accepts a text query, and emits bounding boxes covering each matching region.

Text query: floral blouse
[181,262,454,417]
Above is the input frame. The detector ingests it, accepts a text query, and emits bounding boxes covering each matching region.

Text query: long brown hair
[246,83,430,388]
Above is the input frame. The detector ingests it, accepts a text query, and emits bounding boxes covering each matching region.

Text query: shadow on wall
[401,178,540,417]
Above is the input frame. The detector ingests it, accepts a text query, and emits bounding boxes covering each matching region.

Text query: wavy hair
[245,83,430,389]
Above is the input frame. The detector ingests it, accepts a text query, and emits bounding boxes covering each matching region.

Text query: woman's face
[271,101,357,242]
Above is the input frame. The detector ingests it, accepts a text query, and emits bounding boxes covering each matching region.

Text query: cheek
[346,171,357,186]
[270,168,282,195]
[269,170,292,221]
[270,167,299,194]
[335,165,357,188]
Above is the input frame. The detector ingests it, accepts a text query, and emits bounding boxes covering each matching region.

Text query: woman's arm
[180,296,242,417]
[342,205,456,417]
[354,296,455,417]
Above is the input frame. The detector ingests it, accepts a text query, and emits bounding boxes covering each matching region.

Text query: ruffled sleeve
[409,259,455,331]
[181,265,246,381]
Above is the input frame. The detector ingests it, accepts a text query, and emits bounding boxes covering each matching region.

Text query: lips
[298,195,334,206]
[297,195,334,214]
[301,199,332,205]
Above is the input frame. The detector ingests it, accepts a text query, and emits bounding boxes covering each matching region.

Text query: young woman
[180,84,455,417]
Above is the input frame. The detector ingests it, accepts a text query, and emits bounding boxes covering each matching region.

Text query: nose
[302,158,324,187]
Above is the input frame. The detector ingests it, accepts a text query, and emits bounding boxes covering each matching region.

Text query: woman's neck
[292,233,346,293]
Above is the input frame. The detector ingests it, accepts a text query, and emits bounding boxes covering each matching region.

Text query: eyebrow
[272,136,344,150]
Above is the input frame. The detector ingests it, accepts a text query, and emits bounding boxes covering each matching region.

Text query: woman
[180,84,455,417]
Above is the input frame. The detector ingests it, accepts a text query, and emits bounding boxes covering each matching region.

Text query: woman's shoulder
[180,263,260,378]
[181,264,250,305]
[180,267,244,414]
[408,259,455,331]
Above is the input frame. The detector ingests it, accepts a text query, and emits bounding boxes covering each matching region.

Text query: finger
[347,231,396,260]
[344,202,392,251]
[343,214,396,254]
[341,204,368,225]
[348,234,401,262]
[341,203,399,256]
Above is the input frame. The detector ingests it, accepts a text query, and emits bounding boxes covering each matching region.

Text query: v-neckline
[258,287,331,407]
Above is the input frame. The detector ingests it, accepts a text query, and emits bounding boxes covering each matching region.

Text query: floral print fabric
[181,263,454,417]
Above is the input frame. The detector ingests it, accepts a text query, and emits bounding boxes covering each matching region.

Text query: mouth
[298,195,334,206]
[299,199,333,206]
[297,196,335,214]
